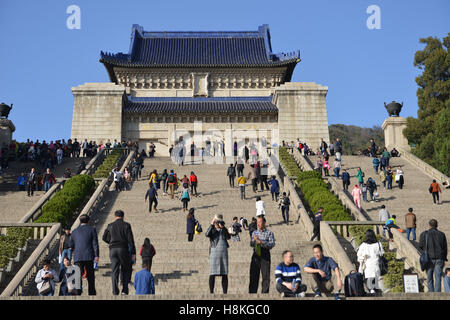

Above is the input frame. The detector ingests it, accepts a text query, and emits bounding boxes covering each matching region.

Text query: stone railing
[326,177,371,222]
[292,148,314,171]
[19,181,66,223]
[0,223,61,297]
[291,148,370,221]
[71,176,113,231]
[326,221,385,238]
[80,148,106,175]
[320,222,356,276]
[391,228,428,290]
[109,149,136,192]
[280,175,314,238]
[398,147,450,184]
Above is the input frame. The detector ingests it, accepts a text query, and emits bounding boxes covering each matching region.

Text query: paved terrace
[0,157,87,222]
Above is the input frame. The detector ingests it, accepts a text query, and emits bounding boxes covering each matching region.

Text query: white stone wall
[123,120,278,156]
[71,83,125,143]
[273,82,330,151]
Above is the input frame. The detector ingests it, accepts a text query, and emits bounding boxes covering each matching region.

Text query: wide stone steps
[66,157,319,298]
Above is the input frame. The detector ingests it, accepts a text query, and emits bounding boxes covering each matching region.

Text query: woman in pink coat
[352,184,362,210]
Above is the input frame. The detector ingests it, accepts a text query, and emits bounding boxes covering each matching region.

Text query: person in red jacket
[189,171,198,197]
[430,180,442,205]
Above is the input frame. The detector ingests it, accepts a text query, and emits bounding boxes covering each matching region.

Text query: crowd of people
[31,138,449,297]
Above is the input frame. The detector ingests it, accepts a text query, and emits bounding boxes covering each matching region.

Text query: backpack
[283,197,290,206]
[168,174,175,183]
[344,271,366,297]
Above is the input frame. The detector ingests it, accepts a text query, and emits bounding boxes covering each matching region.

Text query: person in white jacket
[255,196,266,217]
[35,259,59,296]
[357,229,384,295]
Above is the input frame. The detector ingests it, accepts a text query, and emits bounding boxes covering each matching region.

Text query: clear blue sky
[0,0,449,142]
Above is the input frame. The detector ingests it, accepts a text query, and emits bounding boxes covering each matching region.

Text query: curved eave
[100,58,300,84]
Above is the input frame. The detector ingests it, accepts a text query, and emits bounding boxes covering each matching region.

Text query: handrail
[327,221,385,226]
[327,221,385,238]
[80,148,106,175]
[0,223,61,297]
[71,177,111,231]
[397,147,449,185]
[325,177,371,221]
[109,150,136,192]
[320,222,356,276]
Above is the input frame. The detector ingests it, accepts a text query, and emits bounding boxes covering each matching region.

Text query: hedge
[34,174,95,226]
[92,149,123,179]
[349,226,404,292]
[0,227,33,269]
[279,147,352,221]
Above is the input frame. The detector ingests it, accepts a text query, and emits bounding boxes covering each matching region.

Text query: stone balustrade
[80,148,106,175]
[326,221,385,238]
[398,147,450,185]
[0,223,61,297]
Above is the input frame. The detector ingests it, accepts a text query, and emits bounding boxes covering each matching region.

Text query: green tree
[404,34,450,175]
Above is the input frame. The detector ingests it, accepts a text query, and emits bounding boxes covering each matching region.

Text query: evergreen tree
[403,34,450,175]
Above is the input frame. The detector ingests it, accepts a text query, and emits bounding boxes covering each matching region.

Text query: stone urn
[0,103,13,119]
[384,101,403,117]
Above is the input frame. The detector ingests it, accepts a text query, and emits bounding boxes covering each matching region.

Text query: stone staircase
[70,157,320,298]
[309,154,449,263]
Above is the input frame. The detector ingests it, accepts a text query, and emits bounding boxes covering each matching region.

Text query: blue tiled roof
[123,96,278,114]
[100,24,300,68]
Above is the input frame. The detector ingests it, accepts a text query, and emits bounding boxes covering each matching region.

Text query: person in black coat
[27,168,36,196]
[248,217,257,239]
[186,208,197,242]
[227,164,236,188]
[419,219,448,292]
[69,214,99,295]
[102,210,136,295]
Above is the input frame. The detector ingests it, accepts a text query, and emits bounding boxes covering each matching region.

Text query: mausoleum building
[71,24,330,155]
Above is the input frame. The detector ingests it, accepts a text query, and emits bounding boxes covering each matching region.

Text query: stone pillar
[0,119,15,146]
[71,83,125,144]
[273,82,329,151]
[381,116,410,151]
